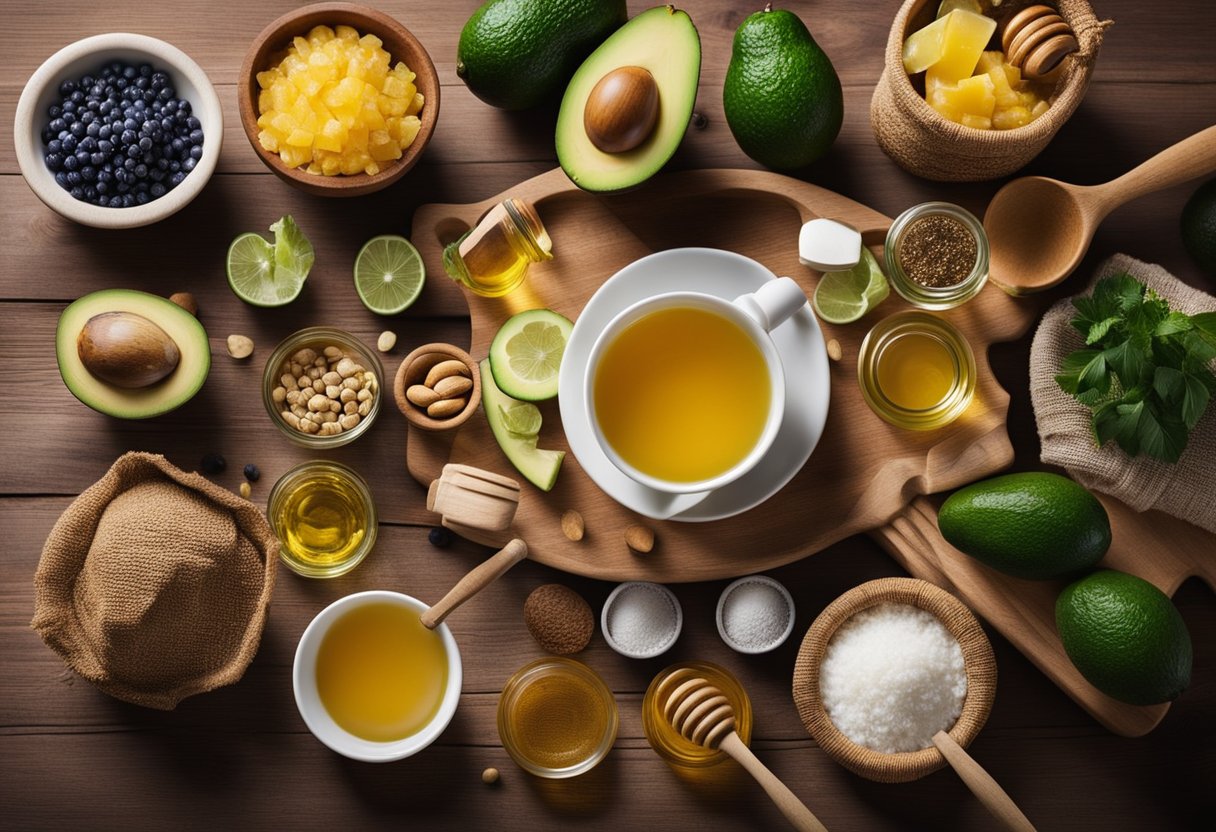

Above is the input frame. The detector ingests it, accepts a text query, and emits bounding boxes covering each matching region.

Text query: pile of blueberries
[41,61,205,208]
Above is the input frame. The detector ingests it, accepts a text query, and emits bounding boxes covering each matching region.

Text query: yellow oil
[593,306,771,483]
[506,671,612,770]
[443,199,552,297]
[875,331,958,411]
[273,467,370,576]
[316,602,448,743]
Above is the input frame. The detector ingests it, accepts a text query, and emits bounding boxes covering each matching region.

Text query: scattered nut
[226,334,255,359]
[625,524,655,554]
[524,584,594,654]
[239,482,252,499]
[427,397,467,418]
[169,292,198,316]
[425,359,469,388]
[377,331,397,352]
[826,338,843,362]
[482,767,499,785]
[407,384,442,408]
[433,375,473,399]
[561,510,585,542]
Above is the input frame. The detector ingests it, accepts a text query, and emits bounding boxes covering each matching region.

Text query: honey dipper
[660,675,827,832]
[1000,5,1078,80]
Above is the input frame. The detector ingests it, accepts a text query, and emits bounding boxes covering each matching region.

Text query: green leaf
[1154,312,1193,337]
[1181,373,1211,430]
[1092,401,1121,446]
[1098,273,1145,313]
[1103,339,1149,388]
[1137,403,1187,463]
[1077,351,1110,396]
[1185,330,1216,365]
[1055,348,1100,394]
[1154,366,1185,402]
[1192,311,1216,345]
[1111,399,1144,456]
[1086,316,1121,344]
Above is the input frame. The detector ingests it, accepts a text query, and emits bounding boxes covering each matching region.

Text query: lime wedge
[812,247,890,325]
[354,235,426,315]
[499,402,542,437]
[488,309,574,402]
[227,216,314,307]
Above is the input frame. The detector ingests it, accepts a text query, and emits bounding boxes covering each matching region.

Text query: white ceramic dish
[601,582,683,659]
[557,248,831,522]
[716,575,796,655]
[293,590,462,763]
[14,33,222,229]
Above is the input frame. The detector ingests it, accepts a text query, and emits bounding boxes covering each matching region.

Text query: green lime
[228,233,299,307]
[812,247,889,324]
[1181,178,1216,275]
[488,308,574,401]
[499,402,542,436]
[354,235,426,315]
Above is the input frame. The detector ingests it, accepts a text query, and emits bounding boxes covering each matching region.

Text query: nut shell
[523,584,594,655]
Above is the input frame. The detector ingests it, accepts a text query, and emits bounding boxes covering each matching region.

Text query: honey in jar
[442,198,553,297]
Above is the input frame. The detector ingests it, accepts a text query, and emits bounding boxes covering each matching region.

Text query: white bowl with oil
[293,591,462,763]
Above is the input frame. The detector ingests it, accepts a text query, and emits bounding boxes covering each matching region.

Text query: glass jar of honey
[857,311,977,430]
[443,198,553,297]
[642,661,753,768]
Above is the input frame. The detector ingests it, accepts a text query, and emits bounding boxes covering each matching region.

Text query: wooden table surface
[2,2,1213,829]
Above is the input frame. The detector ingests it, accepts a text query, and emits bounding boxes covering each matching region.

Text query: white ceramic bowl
[601,581,683,659]
[13,33,222,229]
[293,591,463,762]
[715,575,796,655]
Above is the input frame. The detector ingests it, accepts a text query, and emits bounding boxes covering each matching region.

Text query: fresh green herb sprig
[1055,273,1216,463]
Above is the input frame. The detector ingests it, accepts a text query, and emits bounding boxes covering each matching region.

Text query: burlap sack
[872,0,1110,181]
[31,452,279,709]
[1030,255,1216,534]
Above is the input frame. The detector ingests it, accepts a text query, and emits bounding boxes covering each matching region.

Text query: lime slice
[227,216,314,307]
[488,309,574,402]
[354,235,426,315]
[271,215,315,283]
[499,402,542,437]
[812,248,890,325]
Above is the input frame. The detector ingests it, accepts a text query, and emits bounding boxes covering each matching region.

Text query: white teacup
[582,276,809,517]
[293,590,462,762]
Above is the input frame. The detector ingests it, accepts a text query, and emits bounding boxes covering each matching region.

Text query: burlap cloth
[1030,254,1216,534]
[872,0,1110,181]
[31,452,279,709]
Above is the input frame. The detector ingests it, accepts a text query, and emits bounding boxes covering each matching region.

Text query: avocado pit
[584,66,659,154]
[77,311,181,389]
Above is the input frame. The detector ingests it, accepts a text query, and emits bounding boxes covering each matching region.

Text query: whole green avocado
[457,0,627,110]
[723,5,843,170]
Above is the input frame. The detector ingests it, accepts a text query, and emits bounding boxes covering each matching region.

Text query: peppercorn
[429,527,453,548]
[200,453,226,475]
[243,463,260,482]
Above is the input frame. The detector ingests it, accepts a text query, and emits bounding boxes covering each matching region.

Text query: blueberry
[188,144,202,161]
[98,169,112,184]
[66,171,81,185]
[428,527,453,548]
[90,152,104,166]
[133,163,148,178]
[156,158,168,171]
[61,135,77,152]
[169,160,180,172]
[150,182,166,198]
[135,191,150,205]
[81,166,96,182]
[243,464,261,482]
[177,100,191,116]
[138,136,152,152]
[84,185,98,201]
[122,194,135,207]
[62,154,78,171]
[69,90,84,103]
[96,181,109,195]
[70,121,85,137]
[98,139,112,153]
[69,186,84,200]
[79,136,96,152]
[124,157,136,171]
[85,122,100,138]
[58,79,77,97]
[44,152,63,170]
[54,172,69,188]
[107,195,121,208]
[182,157,196,173]
[169,171,185,187]
[170,137,184,155]
[106,62,122,76]
[119,129,135,145]
[200,453,226,475]
[136,77,149,91]
[157,88,173,102]
[138,63,152,78]
[122,66,136,80]
[49,117,66,133]
[123,117,137,132]
[151,169,165,183]
[186,116,201,131]
[151,71,168,87]
[48,104,62,119]
[127,145,141,159]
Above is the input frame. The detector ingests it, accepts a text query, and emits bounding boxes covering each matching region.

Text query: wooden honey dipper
[1001,4,1079,80]
[660,674,827,832]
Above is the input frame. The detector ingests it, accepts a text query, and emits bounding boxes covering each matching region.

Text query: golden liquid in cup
[315,602,448,743]
[593,306,771,483]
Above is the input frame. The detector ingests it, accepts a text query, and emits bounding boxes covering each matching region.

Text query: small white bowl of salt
[716,575,796,654]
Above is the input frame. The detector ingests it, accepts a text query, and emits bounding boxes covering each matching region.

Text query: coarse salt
[820,603,966,754]
[721,580,791,651]
[605,583,679,656]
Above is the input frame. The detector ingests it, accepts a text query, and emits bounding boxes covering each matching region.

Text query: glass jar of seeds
[884,202,989,310]
[262,327,383,448]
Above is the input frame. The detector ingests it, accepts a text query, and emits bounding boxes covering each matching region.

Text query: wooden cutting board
[405,166,1037,581]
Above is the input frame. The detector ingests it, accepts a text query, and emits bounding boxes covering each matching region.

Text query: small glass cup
[497,658,618,779]
[268,460,378,578]
[262,327,383,448]
[443,198,552,297]
[643,661,753,768]
[884,202,989,310]
[857,311,977,431]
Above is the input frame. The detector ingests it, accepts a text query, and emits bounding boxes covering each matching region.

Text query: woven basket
[871,0,1110,181]
[792,578,997,783]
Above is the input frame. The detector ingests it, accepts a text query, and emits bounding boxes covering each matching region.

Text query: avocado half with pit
[56,289,210,419]
[556,5,701,193]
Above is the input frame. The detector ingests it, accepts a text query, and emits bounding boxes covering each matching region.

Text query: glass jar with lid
[884,202,989,310]
[443,198,553,297]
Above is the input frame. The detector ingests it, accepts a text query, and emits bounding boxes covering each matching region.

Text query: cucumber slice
[481,360,565,491]
[488,309,574,402]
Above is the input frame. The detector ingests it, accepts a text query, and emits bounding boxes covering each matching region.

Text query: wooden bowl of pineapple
[239,2,439,196]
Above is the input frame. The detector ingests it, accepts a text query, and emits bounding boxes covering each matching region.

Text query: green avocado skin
[1056,570,1192,705]
[723,7,843,170]
[938,472,1111,580]
[457,0,626,110]
[1180,178,1216,275]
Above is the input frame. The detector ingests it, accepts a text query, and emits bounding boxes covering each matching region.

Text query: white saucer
[557,248,831,522]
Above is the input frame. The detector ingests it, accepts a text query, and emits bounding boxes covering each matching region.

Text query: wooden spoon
[932,731,1037,832]
[421,538,528,629]
[662,676,827,832]
[983,125,1216,294]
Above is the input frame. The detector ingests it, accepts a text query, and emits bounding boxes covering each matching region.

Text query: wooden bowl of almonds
[394,343,481,432]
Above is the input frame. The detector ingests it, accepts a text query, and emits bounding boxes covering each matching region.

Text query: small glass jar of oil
[857,311,977,430]
[268,460,377,578]
[497,657,618,779]
[643,661,753,768]
[442,197,553,297]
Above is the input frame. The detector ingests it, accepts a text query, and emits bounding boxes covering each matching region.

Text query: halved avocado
[56,289,210,419]
[556,5,701,192]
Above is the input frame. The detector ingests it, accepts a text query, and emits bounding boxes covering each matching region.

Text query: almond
[425,359,469,387]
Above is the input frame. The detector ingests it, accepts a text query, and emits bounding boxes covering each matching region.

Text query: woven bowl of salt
[792,577,996,783]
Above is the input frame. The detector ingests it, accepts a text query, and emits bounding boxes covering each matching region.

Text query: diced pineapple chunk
[308,25,335,44]
[961,114,992,130]
[1030,99,1051,119]
[903,13,951,74]
[336,25,359,42]
[992,105,1031,129]
[286,128,314,148]
[932,10,997,84]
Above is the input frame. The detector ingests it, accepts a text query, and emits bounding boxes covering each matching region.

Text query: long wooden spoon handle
[1099,125,1216,208]
[420,539,528,629]
[719,732,827,832]
[932,731,1036,832]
